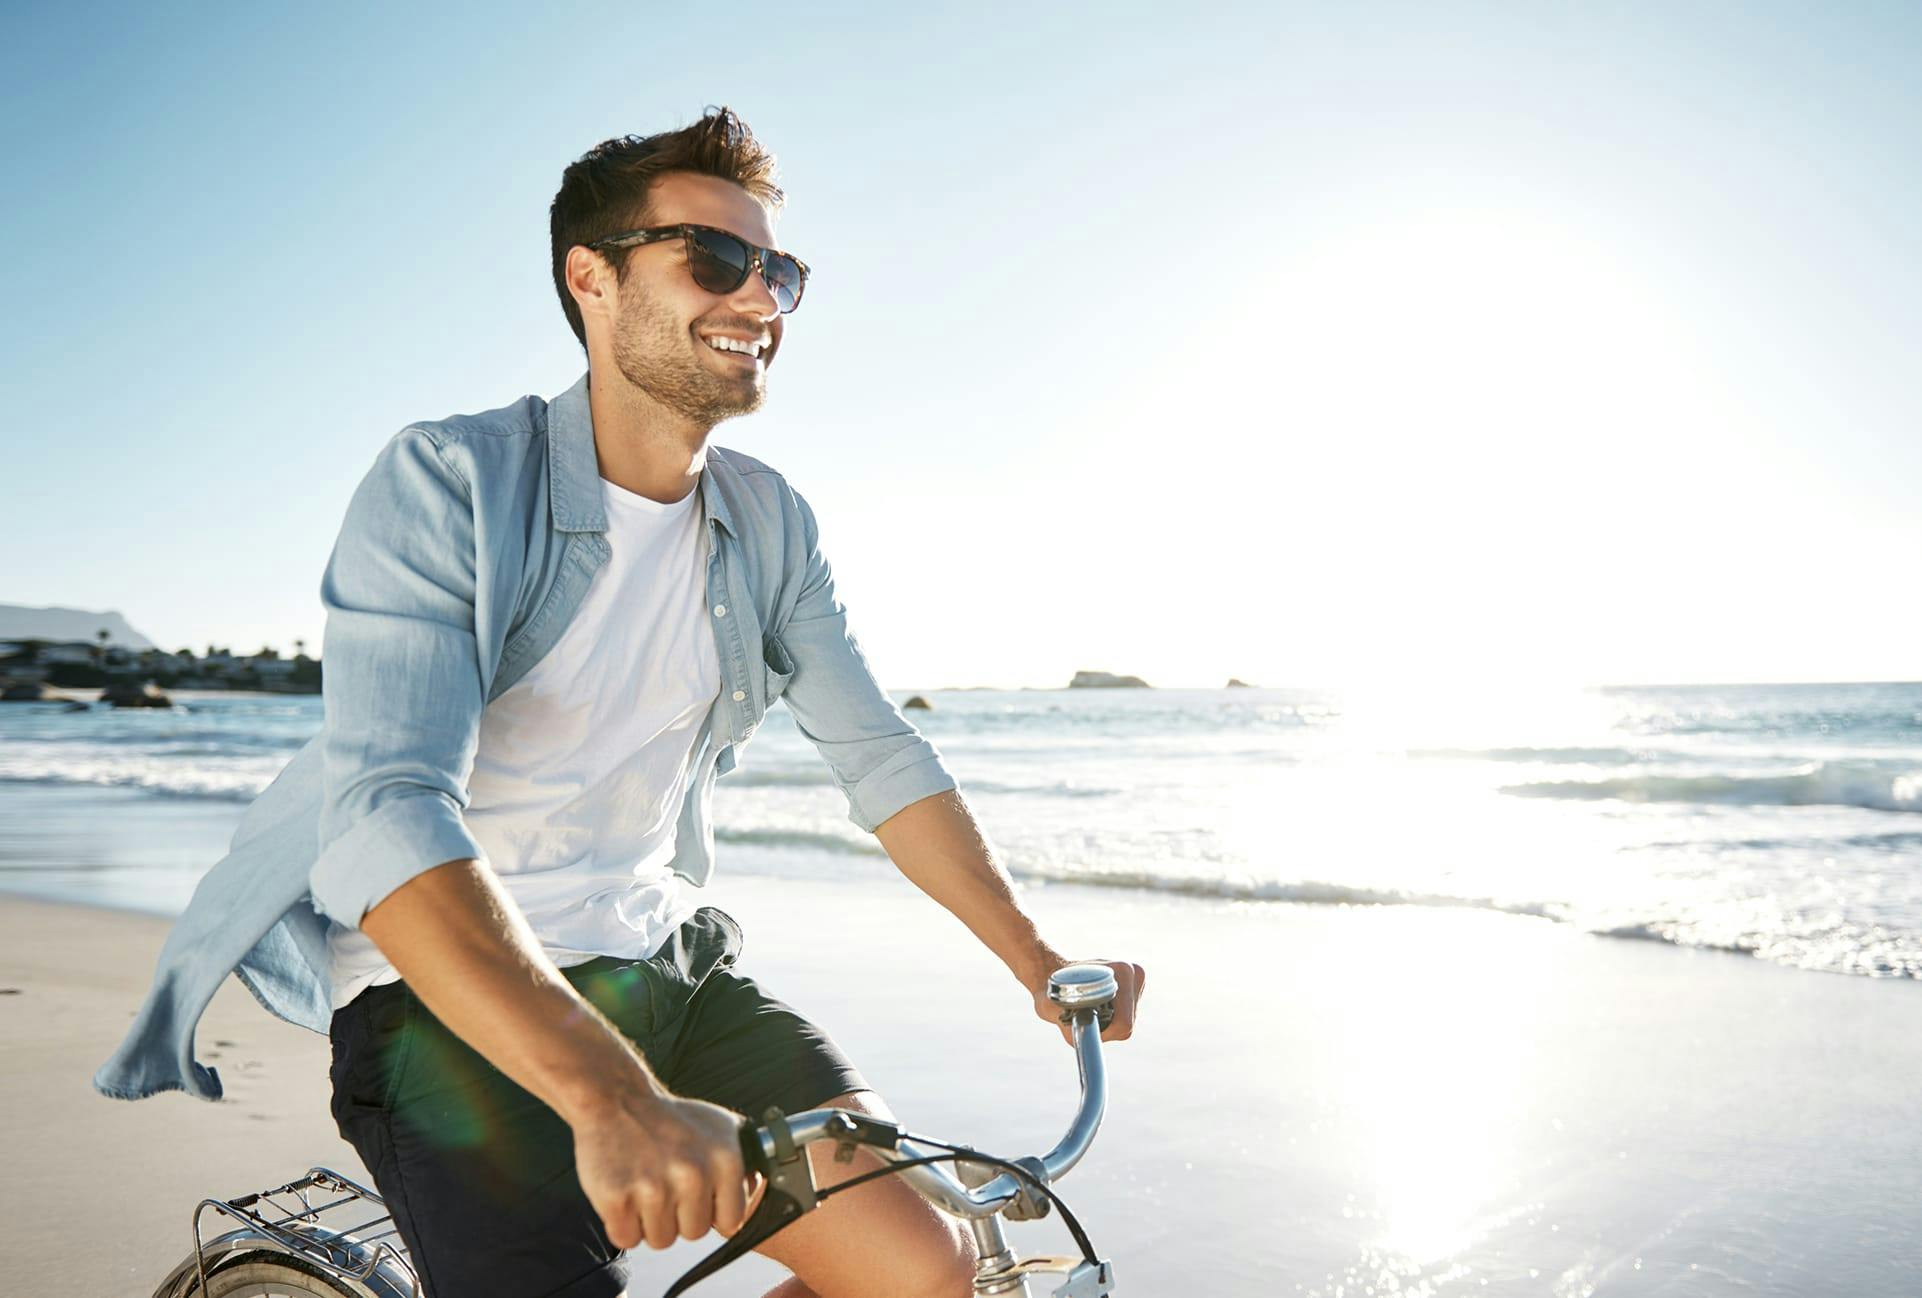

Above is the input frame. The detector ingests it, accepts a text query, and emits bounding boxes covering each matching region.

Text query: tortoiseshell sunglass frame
[587,223,811,314]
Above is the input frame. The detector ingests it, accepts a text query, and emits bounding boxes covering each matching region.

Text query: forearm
[873,789,1066,992]
[357,858,666,1126]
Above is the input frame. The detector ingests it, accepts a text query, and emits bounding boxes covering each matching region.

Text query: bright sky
[3,3,1918,689]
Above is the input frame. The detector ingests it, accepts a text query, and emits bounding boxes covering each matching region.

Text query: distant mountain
[0,604,156,649]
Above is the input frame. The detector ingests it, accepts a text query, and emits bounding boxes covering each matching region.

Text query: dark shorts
[327,906,869,1298]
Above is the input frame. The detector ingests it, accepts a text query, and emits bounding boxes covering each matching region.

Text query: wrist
[1016,942,1072,997]
[557,1065,671,1129]
[546,1014,671,1129]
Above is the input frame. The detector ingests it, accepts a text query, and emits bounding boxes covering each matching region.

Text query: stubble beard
[608,285,766,429]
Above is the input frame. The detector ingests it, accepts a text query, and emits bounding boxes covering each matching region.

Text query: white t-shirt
[327,472,720,1009]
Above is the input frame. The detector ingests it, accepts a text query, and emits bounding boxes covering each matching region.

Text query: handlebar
[737,961,1119,1221]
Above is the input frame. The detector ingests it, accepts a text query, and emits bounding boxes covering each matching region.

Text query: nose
[728,255,781,319]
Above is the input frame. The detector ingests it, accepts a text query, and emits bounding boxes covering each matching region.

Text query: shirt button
[732,689,746,702]
[713,604,727,617]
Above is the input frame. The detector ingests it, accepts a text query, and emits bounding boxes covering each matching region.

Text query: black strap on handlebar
[660,1107,828,1298]
[660,1116,1099,1297]
[658,1180,808,1298]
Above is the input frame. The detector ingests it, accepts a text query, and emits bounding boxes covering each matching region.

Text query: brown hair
[549,105,785,350]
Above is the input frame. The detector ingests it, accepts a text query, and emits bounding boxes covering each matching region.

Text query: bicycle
[149,962,1121,1297]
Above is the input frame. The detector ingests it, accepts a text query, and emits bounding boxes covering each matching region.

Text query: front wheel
[156,1251,359,1298]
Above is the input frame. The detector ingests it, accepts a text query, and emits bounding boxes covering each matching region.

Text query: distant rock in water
[1226,678,1255,688]
[1,681,81,703]
[100,681,173,708]
[1068,670,1151,689]
[903,695,933,710]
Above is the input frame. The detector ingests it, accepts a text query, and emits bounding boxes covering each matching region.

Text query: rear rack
[189,1166,419,1296]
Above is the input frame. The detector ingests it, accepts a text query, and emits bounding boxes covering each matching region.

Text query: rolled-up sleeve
[309,427,488,927]
[777,485,958,832]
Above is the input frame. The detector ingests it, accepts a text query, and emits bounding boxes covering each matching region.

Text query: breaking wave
[1500,761,1922,814]
[1410,745,1688,766]
[0,764,265,802]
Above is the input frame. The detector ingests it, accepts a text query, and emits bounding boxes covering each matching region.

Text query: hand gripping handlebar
[662,963,1121,1297]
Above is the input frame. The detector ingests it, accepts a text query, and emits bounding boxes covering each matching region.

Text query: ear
[565,244,616,324]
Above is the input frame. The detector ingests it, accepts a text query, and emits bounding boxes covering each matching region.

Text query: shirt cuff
[845,740,959,833]
[309,791,487,928]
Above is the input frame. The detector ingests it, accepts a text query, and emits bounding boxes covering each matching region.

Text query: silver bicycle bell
[1046,962,1119,1025]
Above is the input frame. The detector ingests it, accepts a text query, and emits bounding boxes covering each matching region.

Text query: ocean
[2,681,1918,981]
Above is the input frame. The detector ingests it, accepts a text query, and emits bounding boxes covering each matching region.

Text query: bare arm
[358,857,659,1117]
[874,789,1146,1046]
[359,858,752,1249]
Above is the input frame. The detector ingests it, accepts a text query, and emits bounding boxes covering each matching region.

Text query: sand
[5,856,1922,1295]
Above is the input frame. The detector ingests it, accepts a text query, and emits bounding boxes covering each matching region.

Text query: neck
[585,365,708,505]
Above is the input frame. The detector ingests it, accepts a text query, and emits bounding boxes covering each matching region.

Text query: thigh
[656,965,871,1120]
[729,1090,978,1298]
[660,972,974,1294]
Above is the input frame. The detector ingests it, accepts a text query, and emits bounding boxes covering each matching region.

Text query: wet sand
[5,848,1922,1294]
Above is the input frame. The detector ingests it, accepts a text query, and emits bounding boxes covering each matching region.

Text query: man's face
[601,171,787,427]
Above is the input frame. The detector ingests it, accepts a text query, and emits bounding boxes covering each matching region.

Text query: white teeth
[705,336,762,357]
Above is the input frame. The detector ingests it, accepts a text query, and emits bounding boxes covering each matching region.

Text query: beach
[5,817,1920,1295]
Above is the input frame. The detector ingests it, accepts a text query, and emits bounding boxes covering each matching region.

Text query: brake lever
[742,1106,813,1213]
[738,1107,905,1214]
[666,1109,905,1298]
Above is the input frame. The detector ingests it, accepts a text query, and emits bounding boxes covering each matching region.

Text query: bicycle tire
[163,1252,360,1298]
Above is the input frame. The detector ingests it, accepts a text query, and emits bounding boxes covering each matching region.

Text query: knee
[896,1218,977,1298]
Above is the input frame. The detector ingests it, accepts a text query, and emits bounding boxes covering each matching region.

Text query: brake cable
[661,1128,1098,1296]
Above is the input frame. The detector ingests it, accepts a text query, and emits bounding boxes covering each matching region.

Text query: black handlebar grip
[737,1117,769,1178]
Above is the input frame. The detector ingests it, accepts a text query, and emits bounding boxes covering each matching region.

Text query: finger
[637,1181,677,1251]
[1101,970,1137,1040]
[712,1152,750,1237]
[741,1170,768,1221]
[713,1186,747,1238]
[601,1196,642,1252]
[677,1190,714,1242]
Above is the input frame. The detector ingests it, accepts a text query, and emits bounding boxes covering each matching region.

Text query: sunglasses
[587,223,810,314]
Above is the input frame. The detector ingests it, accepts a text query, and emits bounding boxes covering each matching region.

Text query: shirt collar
[546,369,738,539]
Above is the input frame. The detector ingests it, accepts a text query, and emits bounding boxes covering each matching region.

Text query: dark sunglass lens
[763,253,806,313]
[686,228,752,294]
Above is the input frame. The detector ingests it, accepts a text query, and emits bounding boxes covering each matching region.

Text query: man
[96,106,1143,1297]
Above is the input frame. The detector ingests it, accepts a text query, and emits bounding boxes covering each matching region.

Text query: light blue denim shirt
[94,371,957,1102]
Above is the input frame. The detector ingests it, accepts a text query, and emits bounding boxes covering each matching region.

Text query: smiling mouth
[699,333,769,366]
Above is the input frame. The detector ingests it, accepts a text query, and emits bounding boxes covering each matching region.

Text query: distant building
[140,650,196,673]
[39,642,98,665]
[0,638,320,694]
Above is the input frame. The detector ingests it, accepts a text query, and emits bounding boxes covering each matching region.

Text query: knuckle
[643,1215,677,1250]
[598,1201,641,1250]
